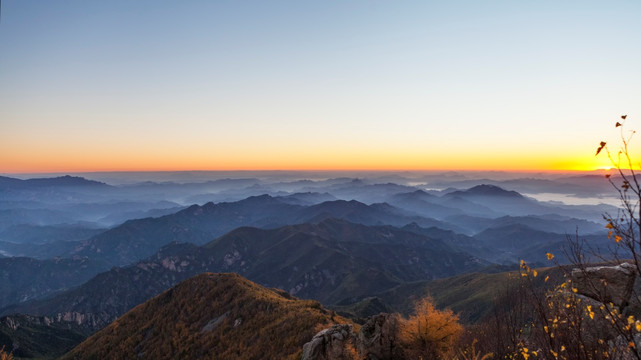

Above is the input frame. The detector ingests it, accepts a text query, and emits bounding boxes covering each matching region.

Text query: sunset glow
[1,1,640,174]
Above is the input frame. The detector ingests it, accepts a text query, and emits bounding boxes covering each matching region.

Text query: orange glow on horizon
[2,130,638,174]
[3,149,636,174]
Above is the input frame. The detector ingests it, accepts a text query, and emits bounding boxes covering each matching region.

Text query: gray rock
[301,324,354,360]
[358,313,402,360]
[572,263,637,308]
[200,311,228,333]
[301,313,404,360]
[608,333,641,360]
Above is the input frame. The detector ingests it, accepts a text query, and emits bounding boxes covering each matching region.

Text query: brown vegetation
[61,273,350,360]
[399,296,464,359]
[451,115,640,360]
[0,346,13,360]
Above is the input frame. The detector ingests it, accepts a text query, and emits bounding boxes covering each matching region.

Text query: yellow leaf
[636,321,641,332]
[606,223,614,229]
[628,316,635,325]
[532,270,538,277]
[615,235,622,243]
[572,288,578,293]
[545,275,549,282]
[608,230,613,239]
[587,305,595,319]
[561,346,565,351]
[546,253,554,260]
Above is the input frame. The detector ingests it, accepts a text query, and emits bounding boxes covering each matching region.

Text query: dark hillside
[4,219,485,331]
[0,314,85,359]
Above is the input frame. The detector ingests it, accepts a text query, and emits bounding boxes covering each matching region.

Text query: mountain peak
[30,175,107,186]
[61,273,348,360]
[0,175,108,188]
[462,184,522,198]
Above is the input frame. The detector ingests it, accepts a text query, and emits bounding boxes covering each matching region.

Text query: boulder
[301,324,354,360]
[571,263,637,308]
[358,313,403,360]
[302,313,404,360]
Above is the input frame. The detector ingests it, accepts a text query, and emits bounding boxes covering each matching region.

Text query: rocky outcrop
[608,333,641,360]
[572,263,637,308]
[570,263,640,359]
[302,313,403,360]
[358,313,403,360]
[301,324,354,360]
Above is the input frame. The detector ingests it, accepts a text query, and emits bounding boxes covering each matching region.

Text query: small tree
[458,115,639,360]
[530,115,641,360]
[399,296,464,359]
[597,115,640,274]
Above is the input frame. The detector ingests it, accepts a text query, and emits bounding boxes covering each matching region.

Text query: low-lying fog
[0,170,623,263]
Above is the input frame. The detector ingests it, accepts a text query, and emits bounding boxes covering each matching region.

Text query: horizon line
[1,168,617,176]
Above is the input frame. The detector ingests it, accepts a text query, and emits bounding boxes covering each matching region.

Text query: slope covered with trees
[61,273,349,360]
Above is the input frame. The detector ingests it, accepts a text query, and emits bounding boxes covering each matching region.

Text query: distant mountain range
[66,195,474,267]
[427,174,621,198]
[0,173,620,358]
[63,186,607,268]
[3,218,485,332]
[0,175,108,189]
[0,256,106,309]
[0,181,611,317]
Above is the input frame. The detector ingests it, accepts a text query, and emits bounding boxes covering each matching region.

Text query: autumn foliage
[399,296,464,359]
[0,347,13,360]
[60,273,350,360]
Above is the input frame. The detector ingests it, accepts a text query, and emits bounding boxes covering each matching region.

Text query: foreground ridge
[61,273,349,360]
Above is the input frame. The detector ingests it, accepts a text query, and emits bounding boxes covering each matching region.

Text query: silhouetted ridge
[69,195,303,266]
[0,175,108,189]
[449,184,523,198]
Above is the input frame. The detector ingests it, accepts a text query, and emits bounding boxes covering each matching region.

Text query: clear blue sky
[1,0,640,172]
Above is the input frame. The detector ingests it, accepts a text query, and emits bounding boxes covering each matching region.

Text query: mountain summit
[60,273,348,360]
[448,184,523,198]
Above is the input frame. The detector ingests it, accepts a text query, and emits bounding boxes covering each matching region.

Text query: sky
[1,0,640,173]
